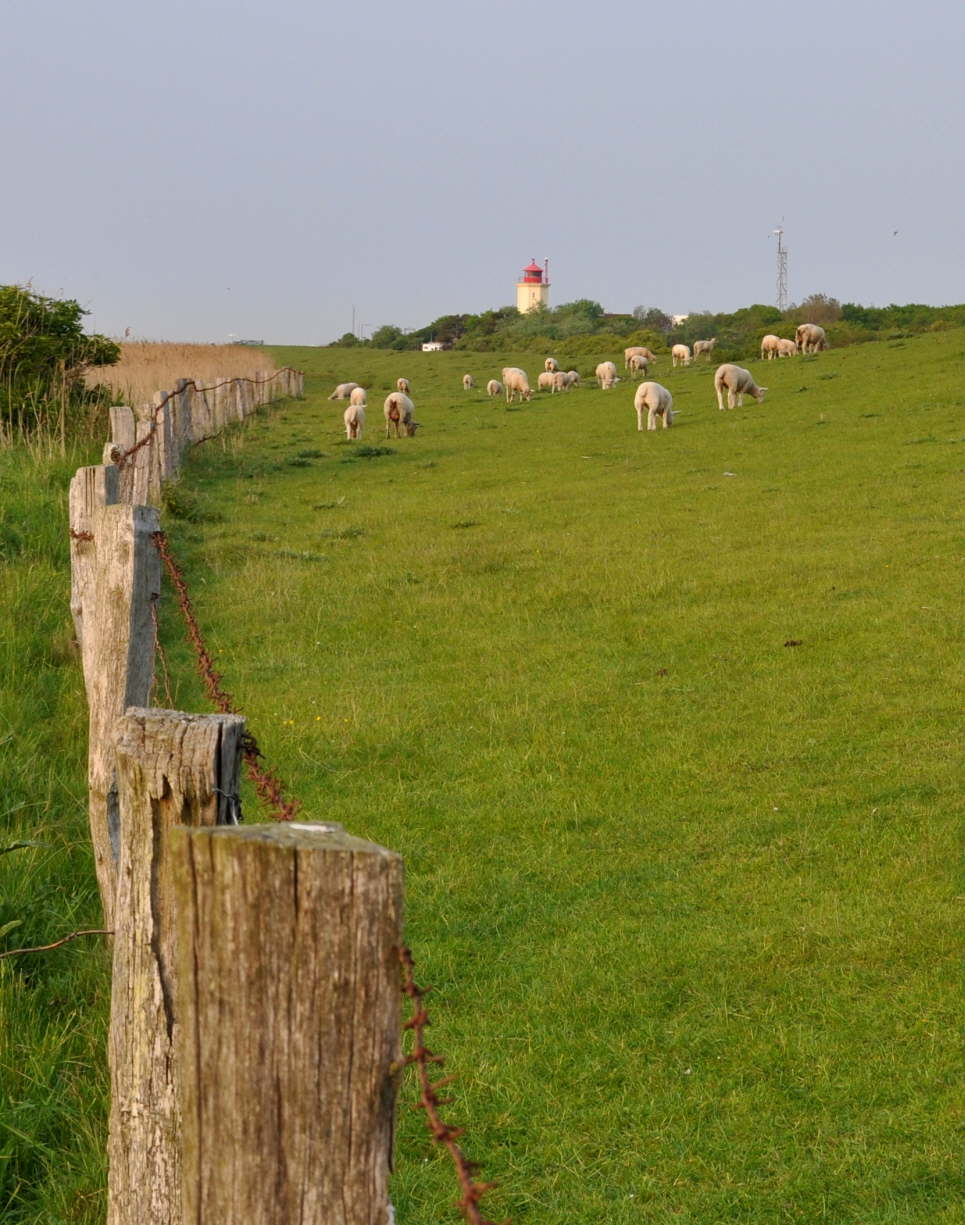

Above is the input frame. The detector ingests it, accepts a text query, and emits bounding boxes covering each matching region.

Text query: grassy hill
[2,330,961,1222]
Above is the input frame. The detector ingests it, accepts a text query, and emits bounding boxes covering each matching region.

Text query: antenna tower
[772,226,788,312]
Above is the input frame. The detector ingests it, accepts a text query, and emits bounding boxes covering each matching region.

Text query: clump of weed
[161,483,223,523]
[319,526,365,540]
[296,449,325,459]
[342,446,395,461]
[451,520,480,529]
[285,456,313,468]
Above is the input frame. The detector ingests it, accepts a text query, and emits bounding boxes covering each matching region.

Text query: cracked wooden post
[68,463,119,658]
[85,503,161,923]
[171,822,403,1225]
[107,707,245,1225]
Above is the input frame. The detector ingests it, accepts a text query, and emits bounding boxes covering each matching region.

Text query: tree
[633,306,672,332]
[787,293,842,324]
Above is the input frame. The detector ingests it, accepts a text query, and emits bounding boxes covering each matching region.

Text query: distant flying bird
[892,230,899,236]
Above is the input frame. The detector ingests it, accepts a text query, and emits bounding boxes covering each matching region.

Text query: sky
[3,0,964,345]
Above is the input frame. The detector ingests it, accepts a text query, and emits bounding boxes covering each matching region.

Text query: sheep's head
[405,420,421,436]
[754,387,768,403]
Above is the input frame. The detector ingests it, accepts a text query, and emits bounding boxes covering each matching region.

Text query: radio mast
[772,226,788,312]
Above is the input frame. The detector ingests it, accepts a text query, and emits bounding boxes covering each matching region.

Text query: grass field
[2,331,962,1223]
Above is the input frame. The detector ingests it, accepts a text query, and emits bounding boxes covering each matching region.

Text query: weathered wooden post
[84,503,161,922]
[171,822,403,1225]
[68,462,119,655]
[107,708,245,1225]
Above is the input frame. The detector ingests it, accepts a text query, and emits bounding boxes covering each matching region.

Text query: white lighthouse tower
[516,258,550,314]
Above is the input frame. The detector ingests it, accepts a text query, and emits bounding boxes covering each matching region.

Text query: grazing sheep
[384,391,419,437]
[628,353,650,377]
[349,385,366,408]
[564,370,581,387]
[487,379,503,398]
[328,381,360,400]
[396,376,411,393]
[777,338,798,357]
[501,367,533,403]
[714,364,767,410]
[343,401,365,440]
[462,373,475,390]
[693,338,717,360]
[596,360,619,389]
[671,344,692,367]
[634,381,674,431]
[544,357,559,372]
[624,346,657,369]
[795,322,828,354]
[537,371,556,391]
[551,371,569,393]
[760,334,782,360]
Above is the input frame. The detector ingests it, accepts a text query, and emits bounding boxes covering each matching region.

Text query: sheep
[671,344,692,367]
[544,357,559,372]
[328,381,360,400]
[714,364,767,410]
[693,338,717,360]
[487,379,503,398]
[384,391,420,437]
[550,371,569,393]
[462,373,475,391]
[501,367,533,403]
[396,376,411,393]
[760,334,781,360]
[628,353,650,377]
[624,346,657,369]
[343,401,365,440]
[777,337,798,357]
[349,386,366,408]
[795,322,828,354]
[634,381,674,431]
[596,360,619,389]
[537,371,556,391]
[564,370,581,387]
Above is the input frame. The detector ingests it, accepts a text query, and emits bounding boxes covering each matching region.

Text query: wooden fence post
[107,708,245,1225]
[171,822,403,1225]
[68,463,119,657]
[85,503,161,923]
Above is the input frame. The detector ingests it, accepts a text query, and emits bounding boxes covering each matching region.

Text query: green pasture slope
[2,330,961,1223]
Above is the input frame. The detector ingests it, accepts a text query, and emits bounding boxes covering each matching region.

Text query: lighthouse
[516,258,550,314]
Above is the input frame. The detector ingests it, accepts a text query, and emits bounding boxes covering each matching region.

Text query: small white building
[671,314,689,327]
[421,341,444,352]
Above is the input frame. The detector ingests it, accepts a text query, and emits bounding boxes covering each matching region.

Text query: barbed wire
[151,528,300,822]
[399,946,507,1225]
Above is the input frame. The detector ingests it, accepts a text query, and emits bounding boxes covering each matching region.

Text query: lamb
[692,338,717,360]
[544,357,559,372]
[628,353,650,377]
[343,401,365,440]
[795,323,828,354]
[714,364,767,410]
[396,377,411,393]
[596,360,619,389]
[487,379,503,398]
[777,338,798,357]
[501,367,533,403]
[462,373,475,390]
[384,391,420,437]
[328,381,360,400]
[671,344,692,367]
[634,381,674,431]
[624,346,657,369]
[537,371,556,391]
[760,334,781,360]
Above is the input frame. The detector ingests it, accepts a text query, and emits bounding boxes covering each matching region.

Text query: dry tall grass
[85,342,280,408]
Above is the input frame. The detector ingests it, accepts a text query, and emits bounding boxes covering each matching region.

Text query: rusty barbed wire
[0,929,114,960]
[150,595,175,709]
[399,945,507,1225]
[151,528,299,821]
[69,528,94,541]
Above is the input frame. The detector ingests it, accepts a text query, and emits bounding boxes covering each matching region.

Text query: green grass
[3,332,962,1222]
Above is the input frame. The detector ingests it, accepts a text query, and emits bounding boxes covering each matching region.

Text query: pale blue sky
[3,0,963,343]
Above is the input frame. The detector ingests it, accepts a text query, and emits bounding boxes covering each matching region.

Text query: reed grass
[84,342,280,410]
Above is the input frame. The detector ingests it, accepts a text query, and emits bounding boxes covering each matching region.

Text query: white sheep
[795,323,828,354]
[550,371,568,393]
[462,373,475,390]
[760,334,781,360]
[343,400,365,440]
[596,360,619,389]
[501,367,533,403]
[564,370,581,387]
[693,338,717,360]
[537,371,556,391]
[396,376,411,393]
[487,379,503,398]
[671,344,692,367]
[714,364,767,410]
[628,353,650,377]
[634,381,674,431]
[624,346,657,369]
[544,357,559,372]
[777,338,798,357]
[384,391,420,437]
[328,381,360,400]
